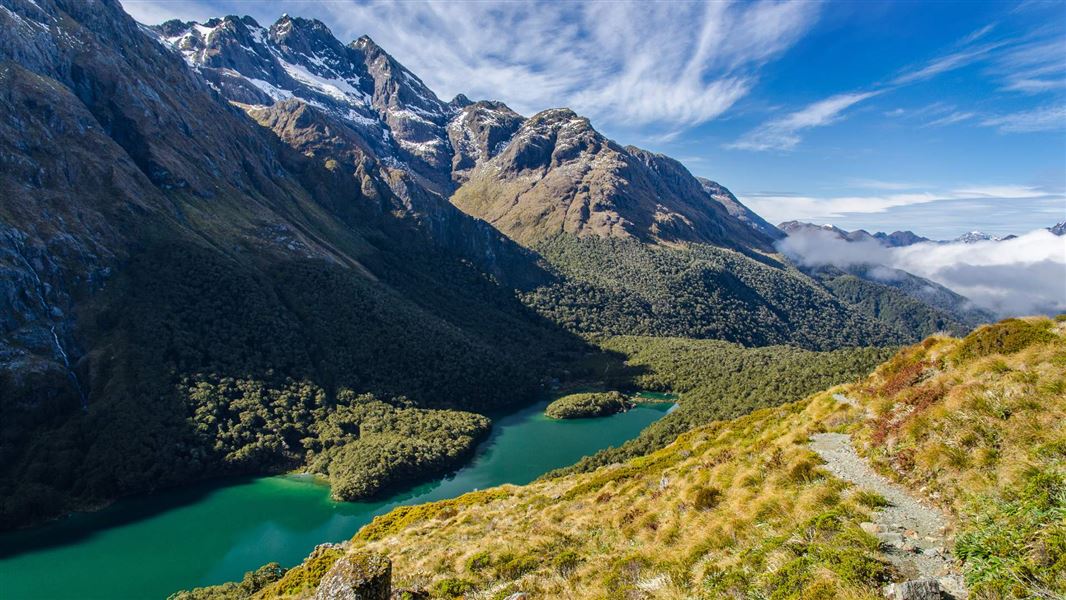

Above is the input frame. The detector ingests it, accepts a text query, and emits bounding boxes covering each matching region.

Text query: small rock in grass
[884,578,943,600]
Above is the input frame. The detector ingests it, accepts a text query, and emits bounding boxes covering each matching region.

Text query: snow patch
[278,59,369,105]
[246,77,294,102]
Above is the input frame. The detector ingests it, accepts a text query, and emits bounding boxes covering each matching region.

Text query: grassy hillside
[203,317,1064,599]
[549,336,895,477]
[850,317,1066,596]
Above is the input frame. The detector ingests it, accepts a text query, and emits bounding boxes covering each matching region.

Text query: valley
[0,399,673,599]
[1,1,1061,599]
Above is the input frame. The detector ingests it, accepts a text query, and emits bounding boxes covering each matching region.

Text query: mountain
[0,0,970,529]
[0,0,588,529]
[450,109,775,249]
[806,264,994,337]
[152,10,921,350]
[778,221,930,247]
[184,317,1066,599]
[775,222,992,335]
[1050,221,1065,236]
[953,230,999,243]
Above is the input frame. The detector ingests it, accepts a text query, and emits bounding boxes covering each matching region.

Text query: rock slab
[315,552,391,600]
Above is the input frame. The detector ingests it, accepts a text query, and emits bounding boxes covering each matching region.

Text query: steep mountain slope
[523,236,903,349]
[807,264,993,338]
[215,317,1064,599]
[0,0,969,531]
[776,222,993,335]
[697,177,783,241]
[451,108,775,250]
[0,0,583,529]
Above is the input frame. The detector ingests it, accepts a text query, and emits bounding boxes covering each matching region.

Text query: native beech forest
[523,236,906,350]
[544,392,632,419]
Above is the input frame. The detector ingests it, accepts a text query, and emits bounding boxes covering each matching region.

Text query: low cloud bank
[777,228,1066,317]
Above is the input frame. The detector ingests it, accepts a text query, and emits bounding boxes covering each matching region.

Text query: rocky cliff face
[150,15,775,254]
[697,177,784,241]
[451,109,776,249]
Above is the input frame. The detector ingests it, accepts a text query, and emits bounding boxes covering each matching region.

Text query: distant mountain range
[779,220,1064,246]
[0,0,997,528]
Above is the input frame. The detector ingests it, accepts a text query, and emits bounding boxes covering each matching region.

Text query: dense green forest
[544,391,632,419]
[819,273,968,339]
[523,235,904,350]
[0,238,586,529]
[546,336,896,477]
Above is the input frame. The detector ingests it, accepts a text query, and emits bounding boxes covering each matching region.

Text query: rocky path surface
[811,395,968,598]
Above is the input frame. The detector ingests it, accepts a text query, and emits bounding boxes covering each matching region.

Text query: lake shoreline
[0,399,673,600]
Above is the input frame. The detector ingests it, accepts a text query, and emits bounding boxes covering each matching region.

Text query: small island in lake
[545,391,634,419]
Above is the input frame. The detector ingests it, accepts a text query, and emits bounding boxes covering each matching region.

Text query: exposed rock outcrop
[315,552,392,600]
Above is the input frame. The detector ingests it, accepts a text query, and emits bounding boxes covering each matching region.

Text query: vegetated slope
[811,268,975,339]
[210,317,1063,599]
[550,336,895,477]
[849,317,1065,596]
[807,264,993,338]
[524,235,905,349]
[0,0,586,530]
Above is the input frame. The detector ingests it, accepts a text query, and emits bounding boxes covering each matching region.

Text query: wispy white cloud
[981,105,1066,132]
[120,0,818,129]
[740,185,1063,224]
[728,91,879,151]
[892,43,1000,85]
[283,0,819,129]
[990,37,1066,94]
[952,185,1048,198]
[925,110,977,127]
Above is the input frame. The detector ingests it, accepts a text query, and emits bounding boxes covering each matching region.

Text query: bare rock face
[697,177,784,241]
[447,101,524,182]
[450,108,776,251]
[315,552,392,600]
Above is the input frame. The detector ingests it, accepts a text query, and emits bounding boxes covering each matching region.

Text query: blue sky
[122,0,1066,239]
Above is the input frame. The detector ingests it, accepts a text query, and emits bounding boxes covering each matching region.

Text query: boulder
[884,578,943,600]
[315,552,391,600]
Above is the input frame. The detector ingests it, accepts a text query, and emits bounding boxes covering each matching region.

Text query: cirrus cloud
[123,0,821,130]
